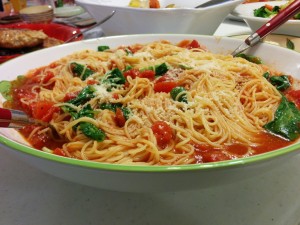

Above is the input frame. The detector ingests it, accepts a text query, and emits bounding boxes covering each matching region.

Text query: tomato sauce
[19,125,64,150]
[193,132,292,163]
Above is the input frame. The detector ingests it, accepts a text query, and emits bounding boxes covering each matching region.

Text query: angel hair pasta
[4,39,300,165]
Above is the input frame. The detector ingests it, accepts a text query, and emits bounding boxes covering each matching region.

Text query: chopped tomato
[151,121,173,149]
[186,40,200,49]
[154,75,177,93]
[154,81,177,93]
[112,93,119,100]
[115,108,126,127]
[86,79,99,85]
[31,101,60,122]
[127,45,143,53]
[139,70,155,80]
[265,4,273,11]
[149,0,160,8]
[53,148,66,156]
[286,89,300,108]
[156,75,174,83]
[42,71,55,89]
[43,71,54,83]
[177,39,200,49]
[63,91,80,102]
[13,85,37,115]
[123,68,140,79]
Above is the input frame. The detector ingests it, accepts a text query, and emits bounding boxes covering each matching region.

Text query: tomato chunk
[286,89,300,108]
[115,108,126,127]
[53,148,66,156]
[154,81,177,93]
[63,91,80,102]
[139,70,155,80]
[151,121,173,149]
[187,40,200,49]
[123,68,140,79]
[31,101,60,122]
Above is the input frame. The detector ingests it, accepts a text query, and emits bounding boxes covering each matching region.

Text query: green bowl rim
[1,134,300,172]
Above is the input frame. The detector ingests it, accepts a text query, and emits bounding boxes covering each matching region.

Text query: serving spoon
[232,0,300,56]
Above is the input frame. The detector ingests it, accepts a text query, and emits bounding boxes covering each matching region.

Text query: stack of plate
[19,5,54,23]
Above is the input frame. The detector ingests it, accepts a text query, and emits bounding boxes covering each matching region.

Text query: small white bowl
[75,0,243,36]
[19,5,54,23]
[232,1,300,37]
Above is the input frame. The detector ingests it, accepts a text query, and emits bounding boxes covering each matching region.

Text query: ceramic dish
[231,1,300,36]
[75,0,243,36]
[0,23,83,64]
[1,34,300,192]
[19,5,54,23]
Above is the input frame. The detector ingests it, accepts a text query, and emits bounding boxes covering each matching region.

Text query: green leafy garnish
[235,53,262,64]
[170,86,188,103]
[263,72,270,79]
[121,107,131,120]
[102,68,126,88]
[100,102,122,112]
[155,63,169,76]
[264,96,300,141]
[254,5,280,18]
[97,45,110,52]
[0,80,12,100]
[269,75,291,91]
[70,62,95,80]
[79,122,106,141]
[68,85,96,106]
[286,39,295,50]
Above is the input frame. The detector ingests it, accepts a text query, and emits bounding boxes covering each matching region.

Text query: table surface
[1,18,300,225]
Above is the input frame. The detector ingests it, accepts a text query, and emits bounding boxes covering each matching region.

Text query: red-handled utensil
[0,107,34,128]
[232,0,300,56]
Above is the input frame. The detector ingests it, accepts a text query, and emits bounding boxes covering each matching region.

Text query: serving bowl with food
[0,23,83,63]
[0,34,300,192]
[75,0,243,36]
[232,0,300,36]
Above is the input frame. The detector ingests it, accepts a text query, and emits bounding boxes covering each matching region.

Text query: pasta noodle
[6,39,296,165]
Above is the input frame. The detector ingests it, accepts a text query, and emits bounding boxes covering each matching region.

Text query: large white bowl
[75,0,243,36]
[1,34,300,192]
[232,1,300,37]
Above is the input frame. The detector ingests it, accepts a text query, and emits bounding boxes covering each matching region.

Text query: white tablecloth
[1,18,300,225]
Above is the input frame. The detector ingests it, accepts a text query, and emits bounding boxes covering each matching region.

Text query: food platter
[0,23,82,63]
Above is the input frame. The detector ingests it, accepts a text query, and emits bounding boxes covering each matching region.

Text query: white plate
[232,1,300,37]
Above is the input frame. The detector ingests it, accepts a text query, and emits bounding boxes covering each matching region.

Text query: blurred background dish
[232,1,300,36]
[0,23,83,63]
[19,5,54,23]
[75,0,243,36]
[54,5,85,17]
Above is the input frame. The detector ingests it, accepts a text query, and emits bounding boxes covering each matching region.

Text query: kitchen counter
[1,18,300,225]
